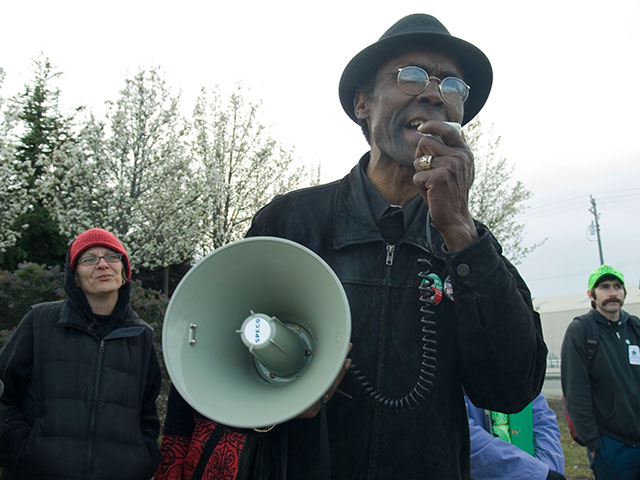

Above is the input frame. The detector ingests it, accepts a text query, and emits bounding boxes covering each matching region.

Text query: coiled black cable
[349,255,438,413]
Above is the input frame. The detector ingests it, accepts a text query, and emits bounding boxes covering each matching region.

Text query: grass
[547,396,594,480]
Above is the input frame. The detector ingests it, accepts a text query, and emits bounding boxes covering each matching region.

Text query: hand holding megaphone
[297,343,352,419]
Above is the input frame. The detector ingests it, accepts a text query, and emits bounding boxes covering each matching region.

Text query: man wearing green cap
[561,265,640,479]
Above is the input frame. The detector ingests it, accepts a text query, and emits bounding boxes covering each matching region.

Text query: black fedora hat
[338,14,492,126]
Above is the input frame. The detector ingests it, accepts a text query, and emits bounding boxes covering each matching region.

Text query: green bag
[490,402,534,456]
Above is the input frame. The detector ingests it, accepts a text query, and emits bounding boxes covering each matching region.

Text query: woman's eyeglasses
[77,253,123,266]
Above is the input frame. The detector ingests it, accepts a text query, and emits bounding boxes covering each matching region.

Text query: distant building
[535,286,640,366]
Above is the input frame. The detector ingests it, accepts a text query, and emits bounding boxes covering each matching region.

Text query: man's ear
[586,289,595,301]
[353,90,370,120]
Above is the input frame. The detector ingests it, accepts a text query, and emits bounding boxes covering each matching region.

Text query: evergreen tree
[0,57,72,269]
[0,68,32,254]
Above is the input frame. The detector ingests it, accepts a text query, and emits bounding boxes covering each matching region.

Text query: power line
[520,191,640,222]
[600,194,640,204]
[526,189,640,212]
[526,196,588,213]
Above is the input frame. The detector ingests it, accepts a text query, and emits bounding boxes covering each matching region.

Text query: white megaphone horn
[162,237,351,428]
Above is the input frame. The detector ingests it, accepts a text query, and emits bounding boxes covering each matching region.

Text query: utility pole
[589,195,604,265]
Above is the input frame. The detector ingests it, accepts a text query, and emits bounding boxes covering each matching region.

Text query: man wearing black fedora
[169,13,547,479]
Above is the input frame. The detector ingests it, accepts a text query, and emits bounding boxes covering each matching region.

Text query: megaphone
[162,236,351,428]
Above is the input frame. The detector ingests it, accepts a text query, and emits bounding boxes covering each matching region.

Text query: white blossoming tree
[465,117,544,264]
[39,68,205,273]
[190,84,319,252]
[36,70,318,293]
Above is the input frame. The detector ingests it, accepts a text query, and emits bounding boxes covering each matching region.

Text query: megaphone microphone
[238,311,312,382]
[163,237,351,429]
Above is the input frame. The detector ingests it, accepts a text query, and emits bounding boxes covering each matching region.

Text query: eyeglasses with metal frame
[77,253,123,266]
[395,66,470,105]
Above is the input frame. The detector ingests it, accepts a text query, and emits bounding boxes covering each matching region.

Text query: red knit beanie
[69,228,131,282]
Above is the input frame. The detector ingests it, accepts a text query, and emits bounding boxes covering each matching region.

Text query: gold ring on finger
[418,155,433,171]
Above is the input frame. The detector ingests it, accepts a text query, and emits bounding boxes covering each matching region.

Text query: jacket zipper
[385,244,395,266]
[86,340,105,477]
[367,242,397,477]
[611,321,621,340]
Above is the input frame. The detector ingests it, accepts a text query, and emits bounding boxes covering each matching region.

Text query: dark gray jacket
[239,156,547,479]
[0,258,161,479]
[561,308,640,451]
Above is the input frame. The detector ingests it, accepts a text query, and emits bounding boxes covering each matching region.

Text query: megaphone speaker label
[243,316,271,345]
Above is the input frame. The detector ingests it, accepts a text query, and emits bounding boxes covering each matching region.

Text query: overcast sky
[2,0,639,299]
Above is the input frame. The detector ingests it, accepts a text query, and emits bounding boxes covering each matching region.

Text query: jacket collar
[58,295,144,333]
[333,153,432,253]
[589,307,630,325]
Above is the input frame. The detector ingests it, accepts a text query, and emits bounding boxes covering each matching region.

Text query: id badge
[629,345,640,365]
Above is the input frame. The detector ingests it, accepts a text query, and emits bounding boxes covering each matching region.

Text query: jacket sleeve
[141,337,162,476]
[155,384,196,480]
[531,394,564,474]
[0,312,35,470]
[446,226,547,413]
[560,318,601,451]
[465,394,556,480]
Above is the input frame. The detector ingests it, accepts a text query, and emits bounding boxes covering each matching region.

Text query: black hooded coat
[0,251,161,479]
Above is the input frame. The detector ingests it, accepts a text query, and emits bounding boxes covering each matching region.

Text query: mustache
[602,298,622,306]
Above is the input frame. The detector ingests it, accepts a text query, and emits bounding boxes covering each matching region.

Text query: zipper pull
[385,244,395,266]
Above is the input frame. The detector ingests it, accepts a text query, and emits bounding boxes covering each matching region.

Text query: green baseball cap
[588,264,625,290]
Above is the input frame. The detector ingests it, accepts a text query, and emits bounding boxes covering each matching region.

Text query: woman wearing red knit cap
[0,228,162,479]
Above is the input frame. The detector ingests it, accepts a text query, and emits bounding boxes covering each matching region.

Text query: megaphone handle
[349,215,438,412]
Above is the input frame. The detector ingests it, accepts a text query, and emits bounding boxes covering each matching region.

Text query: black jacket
[239,157,547,479]
[0,254,161,479]
[561,308,640,451]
